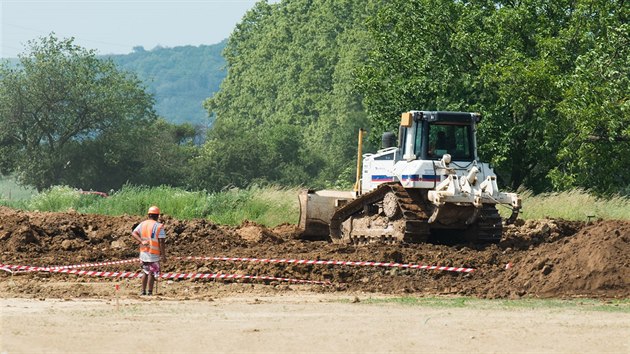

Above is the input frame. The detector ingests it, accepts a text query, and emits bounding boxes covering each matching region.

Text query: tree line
[0,0,627,196]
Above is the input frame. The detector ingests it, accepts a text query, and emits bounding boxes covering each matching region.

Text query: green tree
[57,118,199,191]
[552,21,629,194]
[0,34,157,191]
[200,0,377,191]
[358,0,628,193]
[133,119,199,188]
[358,0,564,191]
[196,0,626,195]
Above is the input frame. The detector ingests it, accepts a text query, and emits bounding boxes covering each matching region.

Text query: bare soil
[1,206,628,299]
[1,207,629,353]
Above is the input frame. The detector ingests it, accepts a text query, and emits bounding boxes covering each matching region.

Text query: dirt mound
[490,220,630,297]
[0,207,628,299]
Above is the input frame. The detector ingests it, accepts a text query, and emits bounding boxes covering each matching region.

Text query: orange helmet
[147,206,160,215]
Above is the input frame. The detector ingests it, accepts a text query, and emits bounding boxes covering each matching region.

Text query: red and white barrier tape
[1,266,23,274]
[0,259,139,273]
[175,256,475,273]
[0,263,331,285]
[48,259,138,269]
[1,255,475,274]
[0,251,475,286]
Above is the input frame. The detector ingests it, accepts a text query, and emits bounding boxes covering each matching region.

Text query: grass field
[1,177,629,226]
[0,182,300,226]
[516,189,630,221]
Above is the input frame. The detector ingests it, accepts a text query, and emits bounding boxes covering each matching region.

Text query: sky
[1,0,271,58]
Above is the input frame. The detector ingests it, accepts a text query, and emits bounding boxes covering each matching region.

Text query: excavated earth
[0,206,628,299]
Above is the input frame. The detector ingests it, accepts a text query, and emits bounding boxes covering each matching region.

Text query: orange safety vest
[138,219,163,255]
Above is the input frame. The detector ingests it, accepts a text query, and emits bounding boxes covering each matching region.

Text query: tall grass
[519,189,630,221]
[27,186,105,211]
[0,184,300,227]
[82,185,210,218]
[205,185,299,226]
[1,183,628,225]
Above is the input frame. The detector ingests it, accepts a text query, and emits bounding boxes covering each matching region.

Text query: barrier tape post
[115,284,120,311]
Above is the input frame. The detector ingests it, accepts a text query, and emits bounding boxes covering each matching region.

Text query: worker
[131,206,166,296]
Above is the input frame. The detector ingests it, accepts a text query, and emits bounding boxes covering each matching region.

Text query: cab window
[427,124,473,160]
[413,122,423,157]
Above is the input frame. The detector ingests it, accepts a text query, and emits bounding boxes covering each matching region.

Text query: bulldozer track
[469,205,503,243]
[330,183,431,244]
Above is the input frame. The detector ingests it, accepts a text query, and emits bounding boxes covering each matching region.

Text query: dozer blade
[298,189,355,240]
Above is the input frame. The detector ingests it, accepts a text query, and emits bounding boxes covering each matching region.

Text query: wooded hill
[3,43,226,127]
[109,42,226,126]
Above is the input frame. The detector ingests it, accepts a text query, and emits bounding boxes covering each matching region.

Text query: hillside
[108,42,227,126]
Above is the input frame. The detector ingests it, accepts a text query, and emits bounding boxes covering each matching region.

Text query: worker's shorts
[141,261,160,275]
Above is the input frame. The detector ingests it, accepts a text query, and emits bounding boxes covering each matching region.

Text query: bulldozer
[299,110,521,244]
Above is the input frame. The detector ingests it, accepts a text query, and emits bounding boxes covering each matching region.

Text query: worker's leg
[147,273,155,295]
[141,272,148,295]
[141,262,151,295]
[148,262,160,295]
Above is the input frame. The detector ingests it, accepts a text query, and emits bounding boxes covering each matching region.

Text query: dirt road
[2,293,628,354]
